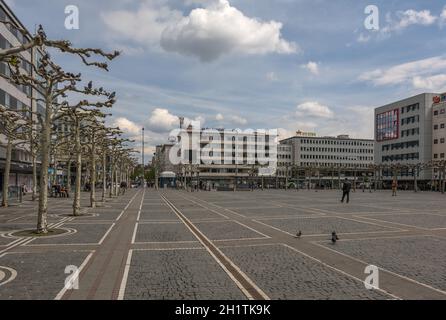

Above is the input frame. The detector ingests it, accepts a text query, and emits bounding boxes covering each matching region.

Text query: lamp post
[142,127,145,188]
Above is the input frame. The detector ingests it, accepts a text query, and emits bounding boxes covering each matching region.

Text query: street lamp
[142,127,145,187]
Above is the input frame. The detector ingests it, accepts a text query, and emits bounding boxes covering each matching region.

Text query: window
[376,109,399,141]
[434,111,439,116]
[442,124,445,129]
[434,154,438,159]
[442,109,446,114]
[434,125,439,130]
[434,139,438,144]
[441,138,445,144]
[442,153,445,159]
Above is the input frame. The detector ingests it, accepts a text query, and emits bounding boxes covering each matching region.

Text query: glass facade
[376,109,399,142]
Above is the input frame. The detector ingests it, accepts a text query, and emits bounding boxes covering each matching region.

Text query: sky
[5,0,446,161]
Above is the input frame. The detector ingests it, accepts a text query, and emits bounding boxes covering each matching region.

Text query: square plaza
[1,188,445,300]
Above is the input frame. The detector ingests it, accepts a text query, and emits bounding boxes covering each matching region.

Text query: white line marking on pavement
[161,194,270,301]
[98,223,115,245]
[131,223,138,244]
[132,247,204,251]
[311,241,446,297]
[54,251,94,300]
[281,243,400,299]
[252,219,295,237]
[116,191,140,221]
[117,249,133,300]
[231,220,271,239]
[133,240,200,244]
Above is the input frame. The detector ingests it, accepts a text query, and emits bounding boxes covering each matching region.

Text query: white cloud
[148,108,180,132]
[296,101,333,118]
[113,117,141,135]
[102,0,297,61]
[277,128,295,140]
[147,108,205,133]
[101,2,183,49]
[160,0,298,61]
[214,113,247,125]
[230,115,247,125]
[412,75,446,91]
[302,61,319,75]
[396,9,437,29]
[382,9,437,34]
[280,103,374,140]
[359,56,446,89]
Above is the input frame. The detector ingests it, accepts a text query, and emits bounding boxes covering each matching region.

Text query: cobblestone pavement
[124,249,246,300]
[0,188,446,300]
[317,236,446,292]
[255,216,398,236]
[220,244,390,299]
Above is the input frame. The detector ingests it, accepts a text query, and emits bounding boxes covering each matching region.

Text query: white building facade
[280,132,374,188]
[374,93,437,187]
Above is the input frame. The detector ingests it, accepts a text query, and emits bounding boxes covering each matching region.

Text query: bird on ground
[331,231,339,244]
[295,230,302,239]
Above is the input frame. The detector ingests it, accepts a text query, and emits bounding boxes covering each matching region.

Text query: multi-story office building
[276,143,292,178]
[374,93,437,186]
[432,93,446,181]
[154,124,278,189]
[280,131,374,187]
[0,1,45,197]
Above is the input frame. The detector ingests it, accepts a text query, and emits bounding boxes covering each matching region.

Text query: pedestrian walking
[340,178,351,203]
[331,231,339,244]
[120,181,127,195]
[392,179,398,196]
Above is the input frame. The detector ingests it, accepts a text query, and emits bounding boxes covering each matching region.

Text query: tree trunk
[102,152,107,202]
[66,159,72,194]
[73,121,81,216]
[31,152,37,201]
[115,165,119,196]
[37,99,52,234]
[109,159,114,198]
[90,137,96,208]
[1,140,13,207]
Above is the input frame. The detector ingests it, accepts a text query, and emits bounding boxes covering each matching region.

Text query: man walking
[341,178,351,203]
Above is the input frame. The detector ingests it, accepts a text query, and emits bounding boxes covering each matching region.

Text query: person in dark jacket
[331,231,339,244]
[341,178,351,203]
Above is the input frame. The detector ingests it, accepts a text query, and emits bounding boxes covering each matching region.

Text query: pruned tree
[0,105,30,207]
[97,128,121,203]
[82,118,119,208]
[59,85,115,216]
[1,44,118,232]
[29,119,42,201]
[0,23,119,67]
